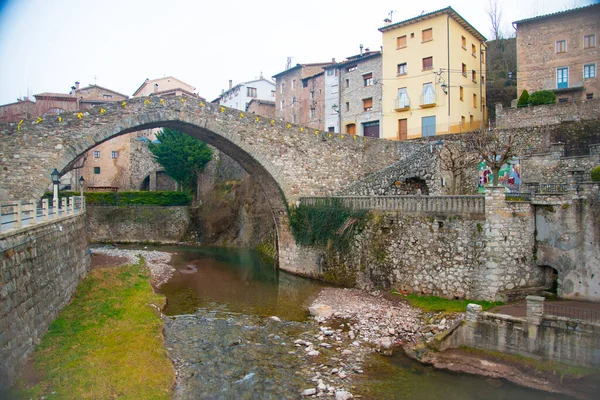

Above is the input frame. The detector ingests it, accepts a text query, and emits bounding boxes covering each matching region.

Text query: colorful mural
[478,159,521,193]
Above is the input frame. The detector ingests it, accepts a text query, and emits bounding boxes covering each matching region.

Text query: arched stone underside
[0,97,409,275]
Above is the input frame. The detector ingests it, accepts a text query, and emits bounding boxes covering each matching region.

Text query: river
[152,245,572,399]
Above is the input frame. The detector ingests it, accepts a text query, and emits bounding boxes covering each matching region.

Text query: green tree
[517,90,529,107]
[528,90,557,106]
[148,128,213,191]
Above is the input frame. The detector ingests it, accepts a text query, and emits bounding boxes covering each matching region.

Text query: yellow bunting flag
[300,127,304,133]
[240,112,245,118]
[200,101,205,107]
[255,116,259,123]
[17,119,24,130]
[77,113,83,119]
[328,133,332,138]
[315,130,319,135]
[100,108,106,114]
[58,116,62,123]
[144,99,151,106]
[160,99,165,106]
[181,98,186,103]
[121,101,127,108]
[340,135,344,139]
[36,117,42,124]
[270,119,275,125]
[286,123,291,129]
[221,107,225,113]
[353,135,357,140]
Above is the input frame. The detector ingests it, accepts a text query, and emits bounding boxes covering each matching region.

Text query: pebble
[302,388,317,396]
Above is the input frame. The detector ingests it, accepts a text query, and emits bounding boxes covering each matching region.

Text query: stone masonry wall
[86,206,189,244]
[0,214,90,386]
[496,100,600,130]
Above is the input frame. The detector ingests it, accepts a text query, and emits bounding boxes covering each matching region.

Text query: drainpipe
[480,42,484,131]
[447,15,451,133]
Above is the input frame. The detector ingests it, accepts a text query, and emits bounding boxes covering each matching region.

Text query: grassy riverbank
[17,259,174,399]
[391,291,503,312]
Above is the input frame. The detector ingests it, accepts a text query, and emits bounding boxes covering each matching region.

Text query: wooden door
[398,119,407,141]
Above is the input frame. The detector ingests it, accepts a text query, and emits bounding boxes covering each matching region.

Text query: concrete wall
[86,206,189,244]
[442,299,600,367]
[0,214,90,385]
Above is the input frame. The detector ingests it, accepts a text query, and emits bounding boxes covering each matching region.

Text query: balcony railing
[420,93,436,107]
[394,96,410,111]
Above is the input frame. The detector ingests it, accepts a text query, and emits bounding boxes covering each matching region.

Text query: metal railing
[394,96,410,110]
[0,197,85,234]
[299,195,485,214]
[545,303,600,324]
[420,93,437,107]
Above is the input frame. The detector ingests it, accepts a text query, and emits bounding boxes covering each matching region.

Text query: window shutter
[422,28,432,41]
[397,35,407,48]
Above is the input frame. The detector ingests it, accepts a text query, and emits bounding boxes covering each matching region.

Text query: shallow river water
[153,245,572,399]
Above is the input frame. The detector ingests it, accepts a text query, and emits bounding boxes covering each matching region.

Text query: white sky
[0,0,596,105]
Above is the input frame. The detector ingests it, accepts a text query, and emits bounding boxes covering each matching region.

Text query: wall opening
[542,265,559,294]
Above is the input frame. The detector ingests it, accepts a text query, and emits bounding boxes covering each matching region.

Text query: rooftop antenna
[286,57,293,70]
[94,75,97,85]
[385,10,396,24]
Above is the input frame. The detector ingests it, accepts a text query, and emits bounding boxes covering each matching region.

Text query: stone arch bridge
[0,96,422,274]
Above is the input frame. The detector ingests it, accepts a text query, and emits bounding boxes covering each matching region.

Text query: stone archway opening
[541,265,559,294]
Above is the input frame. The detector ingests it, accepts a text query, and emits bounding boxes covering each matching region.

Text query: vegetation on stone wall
[289,202,368,250]
[527,90,557,106]
[44,190,192,206]
[591,166,600,182]
[517,90,529,108]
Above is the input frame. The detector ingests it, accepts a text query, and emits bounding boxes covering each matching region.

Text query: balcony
[394,96,410,111]
[420,92,437,108]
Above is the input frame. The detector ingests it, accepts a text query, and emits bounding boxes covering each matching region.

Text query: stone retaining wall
[0,214,90,385]
[496,100,600,129]
[441,298,600,367]
[86,206,190,243]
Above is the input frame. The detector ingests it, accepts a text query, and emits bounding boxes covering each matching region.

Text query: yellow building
[379,7,487,140]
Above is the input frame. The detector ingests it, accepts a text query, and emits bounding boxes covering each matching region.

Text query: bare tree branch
[485,0,504,40]
[437,142,478,194]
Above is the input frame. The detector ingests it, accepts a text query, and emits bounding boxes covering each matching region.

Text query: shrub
[591,166,600,182]
[43,191,192,206]
[517,90,529,107]
[528,90,557,106]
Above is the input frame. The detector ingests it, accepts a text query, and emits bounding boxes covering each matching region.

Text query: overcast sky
[0,0,596,105]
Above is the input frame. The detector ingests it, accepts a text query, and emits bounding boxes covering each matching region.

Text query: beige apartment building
[379,7,487,140]
[514,4,599,103]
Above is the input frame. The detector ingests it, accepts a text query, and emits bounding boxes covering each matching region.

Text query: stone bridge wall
[86,206,190,244]
[0,214,90,386]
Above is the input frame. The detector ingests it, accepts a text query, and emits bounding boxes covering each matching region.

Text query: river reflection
[157,246,328,321]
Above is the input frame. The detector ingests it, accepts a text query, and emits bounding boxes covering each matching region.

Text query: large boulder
[309,304,333,318]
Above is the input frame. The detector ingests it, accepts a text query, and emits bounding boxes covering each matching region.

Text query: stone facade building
[213,76,276,112]
[324,50,383,137]
[272,62,333,127]
[0,98,35,123]
[379,7,487,140]
[514,3,599,103]
[246,99,275,118]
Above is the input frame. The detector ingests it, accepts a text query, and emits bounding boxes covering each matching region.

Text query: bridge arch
[0,96,407,273]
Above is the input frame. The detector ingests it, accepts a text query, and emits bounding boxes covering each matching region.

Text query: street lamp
[79,175,85,198]
[51,168,60,209]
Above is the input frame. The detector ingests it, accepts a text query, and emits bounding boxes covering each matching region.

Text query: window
[584,64,596,79]
[397,35,407,49]
[292,96,296,106]
[472,44,477,57]
[328,126,335,132]
[363,97,373,111]
[558,97,569,103]
[302,80,308,88]
[111,151,118,159]
[473,93,477,108]
[459,86,464,101]
[93,150,100,158]
[481,76,485,85]
[103,94,112,99]
[280,100,285,109]
[327,69,335,76]
[292,114,296,123]
[584,34,596,49]
[94,167,100,174]
[397,63,407,76]
[461,116,466,126]
[557,67,568,89]
[422,56,433,70]
[397,87,409,109]
[470,115,474,126]
[481,51,485,63]
[363,73,373,86]
[281,83,285,93]
[345,79,349,88]
[422,83,435,105]
[271,90,275,97]
[292,79,296,89]
[586,93,594,100]
[461,36,466,49]
[247,87,257,97]
[310,108,315,119]
[462,63,467,77]
[422,28,432,42]
[347,65,357,72]
[556,40,566,53]
[472,70,477,83]
[345,102,350,112]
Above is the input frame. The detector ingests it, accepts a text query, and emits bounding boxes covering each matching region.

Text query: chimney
[359,44,363,55]
[75,81,80,90]
[332,58,336,63]
[154,83,158,94]
[229,80,233,90]
[365,47,370,53]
